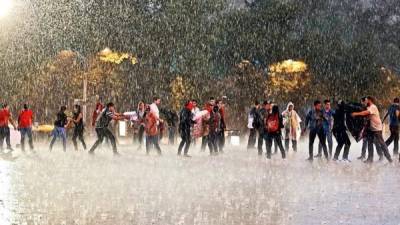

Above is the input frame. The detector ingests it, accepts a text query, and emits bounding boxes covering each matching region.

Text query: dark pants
[309,128,329,159]
[385,125,399,155]
[72,128,86,150]
[20,127,34,151]
[0,126,12,150]
[360,137,368,158]
[201,136,208,151]
[146,135,162,154]
[247,128,257,149]
[89,127,117,153]
[178,129,191,155]
[367,131,392,162]
[284,139,297,152]
[137,125,145,145]
[218,129,225,152]
[168,126,176,145]
[257,130,264,155]
[361,132,383,159]
[318,129,333,156]
[208,132,218,153]
[266,133,286,159]
[333,129,351,160]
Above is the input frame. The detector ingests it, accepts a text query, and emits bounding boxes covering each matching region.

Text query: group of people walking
[247,96,399,163]
[1,95,399,164]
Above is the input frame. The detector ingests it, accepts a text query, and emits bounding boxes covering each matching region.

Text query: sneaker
[183,154,192,158]
[314,154,322,158]
[88,150,95,155]
[357,156,365,160]
[363,159,373,164]
[306,157,313,161]
[342,159,352,163]
[378,156,384,161]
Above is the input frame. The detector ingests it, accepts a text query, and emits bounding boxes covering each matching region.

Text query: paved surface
[0,140,399,225]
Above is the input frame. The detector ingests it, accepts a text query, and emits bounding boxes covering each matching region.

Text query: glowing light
[0,0,12,17]
[98,48,138,65]
[269,59,307,73]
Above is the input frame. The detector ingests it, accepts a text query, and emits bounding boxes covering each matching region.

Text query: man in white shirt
[150,97,161,120]
[352,96,392,163]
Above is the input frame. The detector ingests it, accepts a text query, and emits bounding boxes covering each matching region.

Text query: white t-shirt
[150,103,159,120]
[367,104,382,131]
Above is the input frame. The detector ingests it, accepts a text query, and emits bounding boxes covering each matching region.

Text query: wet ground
[0,140,399,225]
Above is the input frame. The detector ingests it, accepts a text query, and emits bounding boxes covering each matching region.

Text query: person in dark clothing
[247,100,260,149]
[217,100,226,153]
[383,97,400,155]
[256,101,271,156]
[160,108,179,145]
[303,100,329,161]
[332,101,351,161]
[208,106,221,155]
[50,106,69,152]
[344,98,373,160]
[71,104,86,151]
[89,102,125,155]
[265,105,286,159]
[177,101,195,157]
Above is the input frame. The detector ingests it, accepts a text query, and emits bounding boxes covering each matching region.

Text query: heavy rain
[0,0,399,224]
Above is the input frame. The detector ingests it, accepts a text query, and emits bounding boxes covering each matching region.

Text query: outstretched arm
[352,110,370,117]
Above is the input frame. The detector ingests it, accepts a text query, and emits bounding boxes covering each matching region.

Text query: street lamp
[0,0,12,17]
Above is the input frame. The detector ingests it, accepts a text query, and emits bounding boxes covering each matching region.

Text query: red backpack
[266,114,279,133]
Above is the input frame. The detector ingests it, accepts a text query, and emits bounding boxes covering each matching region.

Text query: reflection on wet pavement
[0,141,399,225]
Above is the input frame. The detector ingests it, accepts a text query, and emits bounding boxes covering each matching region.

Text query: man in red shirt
[18,104,34,151]
[0,103,17,151]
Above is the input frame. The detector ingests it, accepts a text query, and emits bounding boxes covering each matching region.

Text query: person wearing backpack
[383,97,400,156]
[303,100,330,161]
[265,105,286,159]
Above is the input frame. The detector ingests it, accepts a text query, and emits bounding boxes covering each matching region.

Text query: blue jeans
[318,129,333,156]
[50,127,67,151]
[20,127,34,151]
